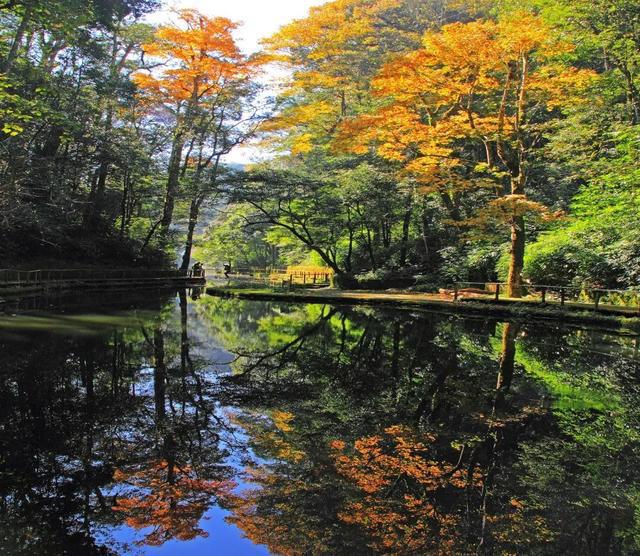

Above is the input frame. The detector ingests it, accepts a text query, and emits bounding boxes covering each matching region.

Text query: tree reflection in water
[0,293,234,554]
[0,293,639,555]
[198,298,640,555]
[111,293,235,547]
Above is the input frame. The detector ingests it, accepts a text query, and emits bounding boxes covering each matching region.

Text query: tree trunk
[94,148,111,215]
[84,155,110,229]
[439,191,461,221]
[180,196,202,270]
[399,202,412,267]
[345,226,354,273]
[119,169,130,238]
[621,65,640,125]
[139,217,163,255]
[2,3,32,73]
[507,172,526,298]
[507,215,525,298]
[381,221,391,249]
[365,224,377,269]
[160,130,184,238]
[33,124,63,200]
[421,217,430,262]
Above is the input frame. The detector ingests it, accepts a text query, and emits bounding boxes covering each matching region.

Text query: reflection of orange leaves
[490,498,556,548]
[272,410,295,432]
[334,426,449,492]
[329,439,346,451]
[330,426,475,553]
[112,459,235,547]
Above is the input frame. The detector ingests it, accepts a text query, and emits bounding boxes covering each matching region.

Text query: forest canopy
[1,0,638,293]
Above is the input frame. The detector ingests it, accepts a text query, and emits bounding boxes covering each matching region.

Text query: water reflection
[0,292,638,555]
[199,298,640,555]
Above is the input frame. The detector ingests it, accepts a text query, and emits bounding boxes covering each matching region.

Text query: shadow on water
[0,290,639,554]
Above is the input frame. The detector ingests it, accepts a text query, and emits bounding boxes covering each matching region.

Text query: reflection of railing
[0,268,206,291]
[452,281,640,313]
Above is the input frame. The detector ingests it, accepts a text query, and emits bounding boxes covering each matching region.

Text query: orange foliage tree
[262,0,494,154]
[133,9,254,240]
[261,0,406,154]
[337,12,594,296]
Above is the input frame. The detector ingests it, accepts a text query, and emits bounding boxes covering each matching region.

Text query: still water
[1,290,639,555]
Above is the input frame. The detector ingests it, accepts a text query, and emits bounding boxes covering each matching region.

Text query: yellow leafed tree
[336,12,595,296]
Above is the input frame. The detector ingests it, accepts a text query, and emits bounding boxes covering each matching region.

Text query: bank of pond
[0,290,639,555]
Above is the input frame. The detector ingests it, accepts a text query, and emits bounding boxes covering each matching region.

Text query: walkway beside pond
[206,286,640,328]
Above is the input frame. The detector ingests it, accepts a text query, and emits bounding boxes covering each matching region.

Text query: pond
[1,290,639,555]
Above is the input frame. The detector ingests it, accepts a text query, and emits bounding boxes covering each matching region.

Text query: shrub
[520,227,620,287]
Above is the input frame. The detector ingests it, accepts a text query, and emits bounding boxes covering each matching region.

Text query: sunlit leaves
[261,0,410,152]
[338,14,595,183]
[133,9,249,106]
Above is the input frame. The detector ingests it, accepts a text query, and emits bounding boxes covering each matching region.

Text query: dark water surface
[1,290,640,555]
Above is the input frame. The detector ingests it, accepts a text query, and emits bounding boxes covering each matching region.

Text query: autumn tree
[225,0,537,284]
[337,12,594,295]
[262,0,490,154]
[134,9,258,247]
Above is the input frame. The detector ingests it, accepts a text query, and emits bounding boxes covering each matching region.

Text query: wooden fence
[205,267,332,289]
[453,281,640,314]
[0,268,205,291]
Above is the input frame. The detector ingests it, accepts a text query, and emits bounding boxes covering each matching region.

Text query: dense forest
[1,0,639,295]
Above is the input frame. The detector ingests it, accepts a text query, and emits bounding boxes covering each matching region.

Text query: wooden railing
[452,281,640,313]
[0,268,206,290]
[205,267,332,289]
